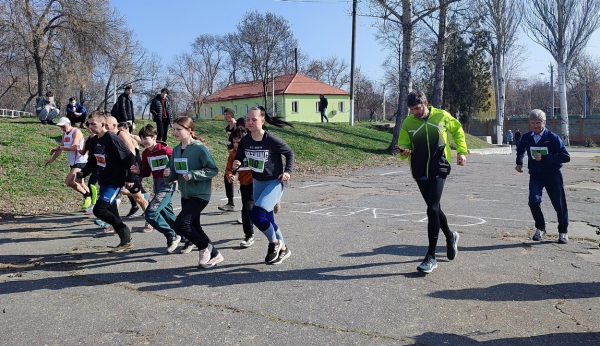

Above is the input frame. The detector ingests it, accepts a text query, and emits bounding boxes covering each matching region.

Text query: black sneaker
[240,236,255,248]
[447,231,459,260]
[265,241,282,263]
[125,205,140,217]
[270,246,291,265]
[47,120,56,125]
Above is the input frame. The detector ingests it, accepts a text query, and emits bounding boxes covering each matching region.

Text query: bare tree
[524,0,600,145]
[304,56,350,89]
[477,0,523,144]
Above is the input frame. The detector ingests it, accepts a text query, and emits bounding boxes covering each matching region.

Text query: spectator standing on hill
[150,88,172,142]
[515,109,570,244]
[319,94,329,123]
[114,86,134,125]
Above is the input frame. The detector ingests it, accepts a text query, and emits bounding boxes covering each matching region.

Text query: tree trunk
[34,55,44,97]
[496,49,507,145]
[557,61,570,145]
[432,0,448,108]
[389,0,414,151]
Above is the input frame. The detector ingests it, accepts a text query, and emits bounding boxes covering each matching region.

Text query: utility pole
[382,84,386,122]
[349,0,357,126]
[583,77,587,118]
[550,64,554,119]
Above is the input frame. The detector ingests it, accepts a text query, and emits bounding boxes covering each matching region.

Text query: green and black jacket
[398,105,468,180]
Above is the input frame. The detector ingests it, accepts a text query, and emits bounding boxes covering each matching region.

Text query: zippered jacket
[398,105,467,180]
[515,129,569,174]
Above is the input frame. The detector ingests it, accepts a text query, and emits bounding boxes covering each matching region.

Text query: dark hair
[161,88,169,94]
[46,91,53,97]
[117,121,132,133]
[69,97,75,102]
[236,117,246,127]
[173,116,206,144]
[139,124,157,138]
[251,106,294,129]
[124,86,132,91]
[407,90,427,107]
[230,126,247,140]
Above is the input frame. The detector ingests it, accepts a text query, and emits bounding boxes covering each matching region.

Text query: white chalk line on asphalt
[288,204,530,227]
[379,171,402,176]
[298,183,326,189]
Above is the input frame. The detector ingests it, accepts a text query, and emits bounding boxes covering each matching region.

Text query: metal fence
[0,109,34,118]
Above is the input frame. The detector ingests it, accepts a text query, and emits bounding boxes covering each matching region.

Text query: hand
[232,160,241,171]
[227,175,235,184]
[534,153,542,161]
[515,165,523,173]
[457,154,466,166]
[182,173,190,181]
[279,172,290,182]
[130,163,139,174]
[49,147,59,155]
[394,144,411,156]
[124,182,134,189]
[163,167,170,177]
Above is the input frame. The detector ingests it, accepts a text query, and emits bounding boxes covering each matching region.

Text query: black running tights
[416,176,453,258]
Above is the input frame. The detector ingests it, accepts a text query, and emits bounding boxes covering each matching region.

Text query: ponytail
[252,106,294,129]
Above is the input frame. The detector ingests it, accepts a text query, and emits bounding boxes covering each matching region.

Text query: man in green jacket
[395,90,468,273]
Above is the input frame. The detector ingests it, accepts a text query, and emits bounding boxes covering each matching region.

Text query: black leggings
[240,184,254,237]
[175,197,211,250]
[224,174,234,205]
[93,199,130,243]
[416,176,452,258]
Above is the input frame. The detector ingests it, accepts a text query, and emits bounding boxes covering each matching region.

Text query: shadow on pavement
[428,282,600,301]
[413,331,600,345]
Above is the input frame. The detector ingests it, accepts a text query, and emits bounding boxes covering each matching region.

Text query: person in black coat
[115,86,134,124]
[150,88,172,142]
[319,94,329,123]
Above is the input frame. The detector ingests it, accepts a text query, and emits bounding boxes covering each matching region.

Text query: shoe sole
[201,256,224,268]
[111,244,133,253]
[240,241,255,248]
[270,249,291,265]
[417,263,438,273]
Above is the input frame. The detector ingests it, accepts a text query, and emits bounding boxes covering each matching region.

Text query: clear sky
[110,0,600,85]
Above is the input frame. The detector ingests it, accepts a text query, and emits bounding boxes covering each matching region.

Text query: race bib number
[238,158,251,171]
[174,158,188,174]
[94,153,107,167]
[247,156,265,173]
[63,137,71,145]
[149,155,169,171]
[530,146,548,156]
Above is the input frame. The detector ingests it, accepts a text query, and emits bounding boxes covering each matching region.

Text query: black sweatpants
[240,183,254,237]
[175,197,211,250]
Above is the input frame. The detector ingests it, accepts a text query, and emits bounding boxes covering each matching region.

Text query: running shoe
[236,219,243,224]
[270,246,291,265]
[200,251,224,268]
[142,222,153,233]
[558,233,569,244]
[111,241,133,252]
[240,236,255,248]
[417,254,438,273]
[125,205,140,217]
[198,243,213,266]
[90,185,98,204]
[85,206,94,215]
[95,219,109,228]
[532,228,546,241]
[93,226,115,238]
[265,241,282,264]
[180,242,195,254]
[447,231,459,260]
[166,235,182,253]
[82,197,92,210]
[218,204,235,212]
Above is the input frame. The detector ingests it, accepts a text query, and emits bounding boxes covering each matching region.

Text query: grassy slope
[0,118,492,217]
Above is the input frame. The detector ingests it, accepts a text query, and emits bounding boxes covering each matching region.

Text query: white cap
[56,117,70,126]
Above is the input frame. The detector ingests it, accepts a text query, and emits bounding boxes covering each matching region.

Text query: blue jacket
[516,129,570,174]
[66,103,87,117]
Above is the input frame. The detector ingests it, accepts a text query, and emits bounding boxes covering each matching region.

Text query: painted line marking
[299,183,326,189]
[379,171,402,176]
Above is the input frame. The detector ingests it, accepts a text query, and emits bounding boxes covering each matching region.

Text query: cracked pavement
[1,152,599,345]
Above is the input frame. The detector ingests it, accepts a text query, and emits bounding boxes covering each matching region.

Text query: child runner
[232,106,294,265]
[226,127,255,248]
[130,124,184,253]
[45,117,91,211]
[76,111,136,252]
[218,108,237,212]
[163,116,223,268]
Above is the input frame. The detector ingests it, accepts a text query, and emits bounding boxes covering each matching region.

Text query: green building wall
[201,94,350,123]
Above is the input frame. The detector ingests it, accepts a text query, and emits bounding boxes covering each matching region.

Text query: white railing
[0,109,34,118]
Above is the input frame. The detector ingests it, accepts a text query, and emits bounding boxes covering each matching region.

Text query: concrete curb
[468,146,512,155]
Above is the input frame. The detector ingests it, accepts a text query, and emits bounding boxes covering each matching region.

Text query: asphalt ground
[1,152,600,345]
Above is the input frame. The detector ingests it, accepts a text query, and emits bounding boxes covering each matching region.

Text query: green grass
[0,117,491,217]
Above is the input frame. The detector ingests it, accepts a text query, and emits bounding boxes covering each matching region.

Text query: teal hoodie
[164,140,218,200]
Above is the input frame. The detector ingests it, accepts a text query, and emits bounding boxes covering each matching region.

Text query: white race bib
[174,158,188,174]
[530,146,548,156]
[148,155,169,171]
[94,153,106,168]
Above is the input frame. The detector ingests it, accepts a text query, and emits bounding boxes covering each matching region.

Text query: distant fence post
[0,109,34,118]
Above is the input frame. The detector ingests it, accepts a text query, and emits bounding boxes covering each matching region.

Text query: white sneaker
[218,204,235,212]
[532,229,546,241]
[198,243,213,266]
[558,233,568,244]
[167,235,181,253]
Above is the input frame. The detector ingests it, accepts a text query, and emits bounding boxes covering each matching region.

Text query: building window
[234,105,238,115]
[315,102,320,112]
[338,101,345,112]
[292,101,299,113]
[244,104,249,114]
[209,108,213,118]
[220,106,225,115]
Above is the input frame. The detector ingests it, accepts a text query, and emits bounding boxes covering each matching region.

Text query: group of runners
[46,90,569,273]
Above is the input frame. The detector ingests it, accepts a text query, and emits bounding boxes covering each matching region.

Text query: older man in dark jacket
[150,88,172,142]
[115,86,134,124]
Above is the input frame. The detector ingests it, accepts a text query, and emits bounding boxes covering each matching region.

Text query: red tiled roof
[204,73,348,103]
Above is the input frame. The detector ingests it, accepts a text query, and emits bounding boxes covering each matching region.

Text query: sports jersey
[234,132,294,181]
[80,131,136,186]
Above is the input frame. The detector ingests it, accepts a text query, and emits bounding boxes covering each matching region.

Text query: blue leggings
[251,179,284,243]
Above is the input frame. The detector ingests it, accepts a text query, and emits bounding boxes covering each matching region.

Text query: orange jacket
[226,147,252,185]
